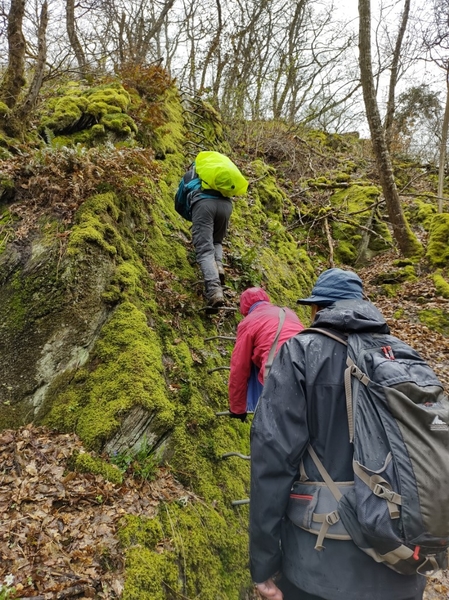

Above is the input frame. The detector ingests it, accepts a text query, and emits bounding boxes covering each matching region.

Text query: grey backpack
[287,328,449,575]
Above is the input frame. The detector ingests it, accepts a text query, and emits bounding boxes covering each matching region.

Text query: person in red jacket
[228,287,304,421]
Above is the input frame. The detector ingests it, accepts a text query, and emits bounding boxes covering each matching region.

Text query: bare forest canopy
[0,1,449,599]
[0,0,449,157]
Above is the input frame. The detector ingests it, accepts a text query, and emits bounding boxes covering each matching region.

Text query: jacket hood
[312,299,390,334]
[240,287,270,316]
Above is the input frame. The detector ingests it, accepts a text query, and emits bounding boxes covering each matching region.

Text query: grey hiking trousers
[191,197,233,300]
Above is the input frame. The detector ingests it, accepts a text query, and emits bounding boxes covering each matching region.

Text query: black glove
[229,410,247,423]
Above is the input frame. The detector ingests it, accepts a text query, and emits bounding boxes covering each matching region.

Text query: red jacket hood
[240,287,270,316]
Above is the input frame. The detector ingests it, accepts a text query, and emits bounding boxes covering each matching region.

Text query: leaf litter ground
[0,426,195,599]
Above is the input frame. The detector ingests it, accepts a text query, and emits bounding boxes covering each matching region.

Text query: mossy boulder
[405,198,437,231]
[434,271,449,299]
[372,265,417,285]
[330,184,391,264]
[40,82,137,146]
[418,308,449,335]
[427,213,449,267]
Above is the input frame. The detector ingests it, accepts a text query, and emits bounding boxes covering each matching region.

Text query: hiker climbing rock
[175,151,248,307]
[228,287,304,421]
[249,268,449,600]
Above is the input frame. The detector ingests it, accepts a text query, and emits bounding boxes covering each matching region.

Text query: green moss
[1,248,66,332]
[122,545,181,600]
[330,184,391,263]
[39,82,137,146]
[337,238,359,262]
[248,160,285,217]
[150,86,186,158]
[418,308,449,335]
[405,199,437,231]
[427,213,449,267]
[382,283,401,297]
[121,502,251,600]
[101,112,138,136]
[308,130,327,144]
[73,450,123,484]
[392,258,415,267]
[118,514,164,548]
[44,301,175,450]
[307,176,331,186]
[334,172,351,183]
[40,93,87,132]
[0,102,10,116]
[373,265,417,285]
[67,192,123,256]
[434,272,449,299]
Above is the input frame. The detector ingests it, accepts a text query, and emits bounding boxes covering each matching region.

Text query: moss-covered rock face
[0,232,115,430]
[372,265,417,285]
[121,502,251,600]
[427,213,449,267]
[0,74,318,599]
[250,159,286,217]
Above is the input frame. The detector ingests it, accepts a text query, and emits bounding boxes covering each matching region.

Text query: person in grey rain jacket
[249,268,426,600]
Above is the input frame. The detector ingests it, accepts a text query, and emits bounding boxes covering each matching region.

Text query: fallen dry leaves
[360,253,449,392]
[0,426,194,599]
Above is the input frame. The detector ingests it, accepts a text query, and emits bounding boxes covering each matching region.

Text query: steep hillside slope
[1,68,448,599]
[0,71,316,599]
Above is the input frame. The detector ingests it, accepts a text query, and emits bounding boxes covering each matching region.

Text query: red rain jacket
[228,287,304,414]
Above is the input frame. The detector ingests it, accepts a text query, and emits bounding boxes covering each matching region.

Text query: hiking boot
[208,290,224,308]
[217,265,225,286]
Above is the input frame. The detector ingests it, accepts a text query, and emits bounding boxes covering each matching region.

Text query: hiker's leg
[191,200,222,302]
[212,199,232,285]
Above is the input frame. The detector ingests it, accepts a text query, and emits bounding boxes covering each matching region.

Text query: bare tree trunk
[136,0,175,62]
[358,0,421,256]
[199,0,223,93]
[273,0,307,120]
[437,68,449,213]
[66,0,88,77]
[14,1,48,126]
[384,0,411,149]
[0,0,26,109]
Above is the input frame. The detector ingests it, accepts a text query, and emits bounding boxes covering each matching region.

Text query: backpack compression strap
[263,308,286,380]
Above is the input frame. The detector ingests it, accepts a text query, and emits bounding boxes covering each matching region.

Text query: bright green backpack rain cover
[195,151,248,197]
